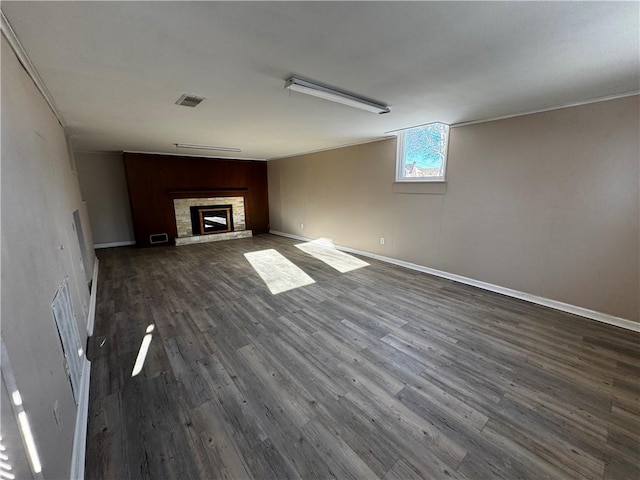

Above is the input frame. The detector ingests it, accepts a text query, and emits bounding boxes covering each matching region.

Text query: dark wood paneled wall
[123,153,269,247]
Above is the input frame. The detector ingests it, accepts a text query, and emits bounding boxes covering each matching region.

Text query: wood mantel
[167,188,248,199]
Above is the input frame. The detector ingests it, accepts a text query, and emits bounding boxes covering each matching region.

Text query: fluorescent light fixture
[175,143,241,153]
[17,412,42,474]
[11,391,22,406]
[285,76,390,114]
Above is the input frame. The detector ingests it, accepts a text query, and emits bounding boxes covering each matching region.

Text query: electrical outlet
[300,223,304,230]
[380,237,385,245]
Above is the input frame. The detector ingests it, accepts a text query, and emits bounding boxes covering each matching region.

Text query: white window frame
[395,123,450,183]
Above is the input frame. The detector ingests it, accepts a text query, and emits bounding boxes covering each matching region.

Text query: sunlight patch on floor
[295,238,369,273]
[244,249,315,294]
[131,324,155,377]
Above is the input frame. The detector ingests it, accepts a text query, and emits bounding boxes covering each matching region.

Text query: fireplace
[172,195,252,246]
[190,205,234,235]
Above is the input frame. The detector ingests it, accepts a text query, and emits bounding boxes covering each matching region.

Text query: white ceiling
[2,1,638,160]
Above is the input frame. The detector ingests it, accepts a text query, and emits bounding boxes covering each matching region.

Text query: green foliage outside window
[398,122,449,180]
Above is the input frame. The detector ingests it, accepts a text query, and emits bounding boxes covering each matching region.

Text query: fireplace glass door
[190,205,233,235]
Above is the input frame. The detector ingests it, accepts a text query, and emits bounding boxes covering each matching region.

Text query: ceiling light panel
[285,76,390,115]
[175,143,241,152]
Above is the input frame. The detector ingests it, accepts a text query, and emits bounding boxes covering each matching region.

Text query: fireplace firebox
[190,205,234,235]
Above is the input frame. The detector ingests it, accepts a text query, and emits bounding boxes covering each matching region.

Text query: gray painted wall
[75,151,135,245]
[268,95,640,323]
[1,37,94,478]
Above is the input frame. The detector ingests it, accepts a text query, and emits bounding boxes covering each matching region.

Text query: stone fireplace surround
[173,195,252,246]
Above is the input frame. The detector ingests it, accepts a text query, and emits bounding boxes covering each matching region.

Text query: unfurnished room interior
[1,2,639,479]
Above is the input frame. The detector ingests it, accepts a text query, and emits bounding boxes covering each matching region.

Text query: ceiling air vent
[175,94,205,107]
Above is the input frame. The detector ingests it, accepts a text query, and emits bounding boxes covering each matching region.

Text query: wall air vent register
[149,233,169,244]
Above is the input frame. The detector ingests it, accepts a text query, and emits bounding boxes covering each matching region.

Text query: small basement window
[396,122,450,182]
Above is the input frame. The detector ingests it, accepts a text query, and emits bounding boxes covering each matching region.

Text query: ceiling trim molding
[266,136,395,161]
[123,150,266,161]
[72,150,123,155]
[1,9,65,127]
[451,90,640,128]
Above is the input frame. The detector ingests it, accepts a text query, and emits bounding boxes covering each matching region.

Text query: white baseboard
[70,258,99,480]
[94,240,135,249]
[86,257,99,336]
[269,230,639,332]
[270,230,309,242]
[70,358,91,480]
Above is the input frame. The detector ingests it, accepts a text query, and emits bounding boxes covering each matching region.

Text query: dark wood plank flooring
[86,234,640,479]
